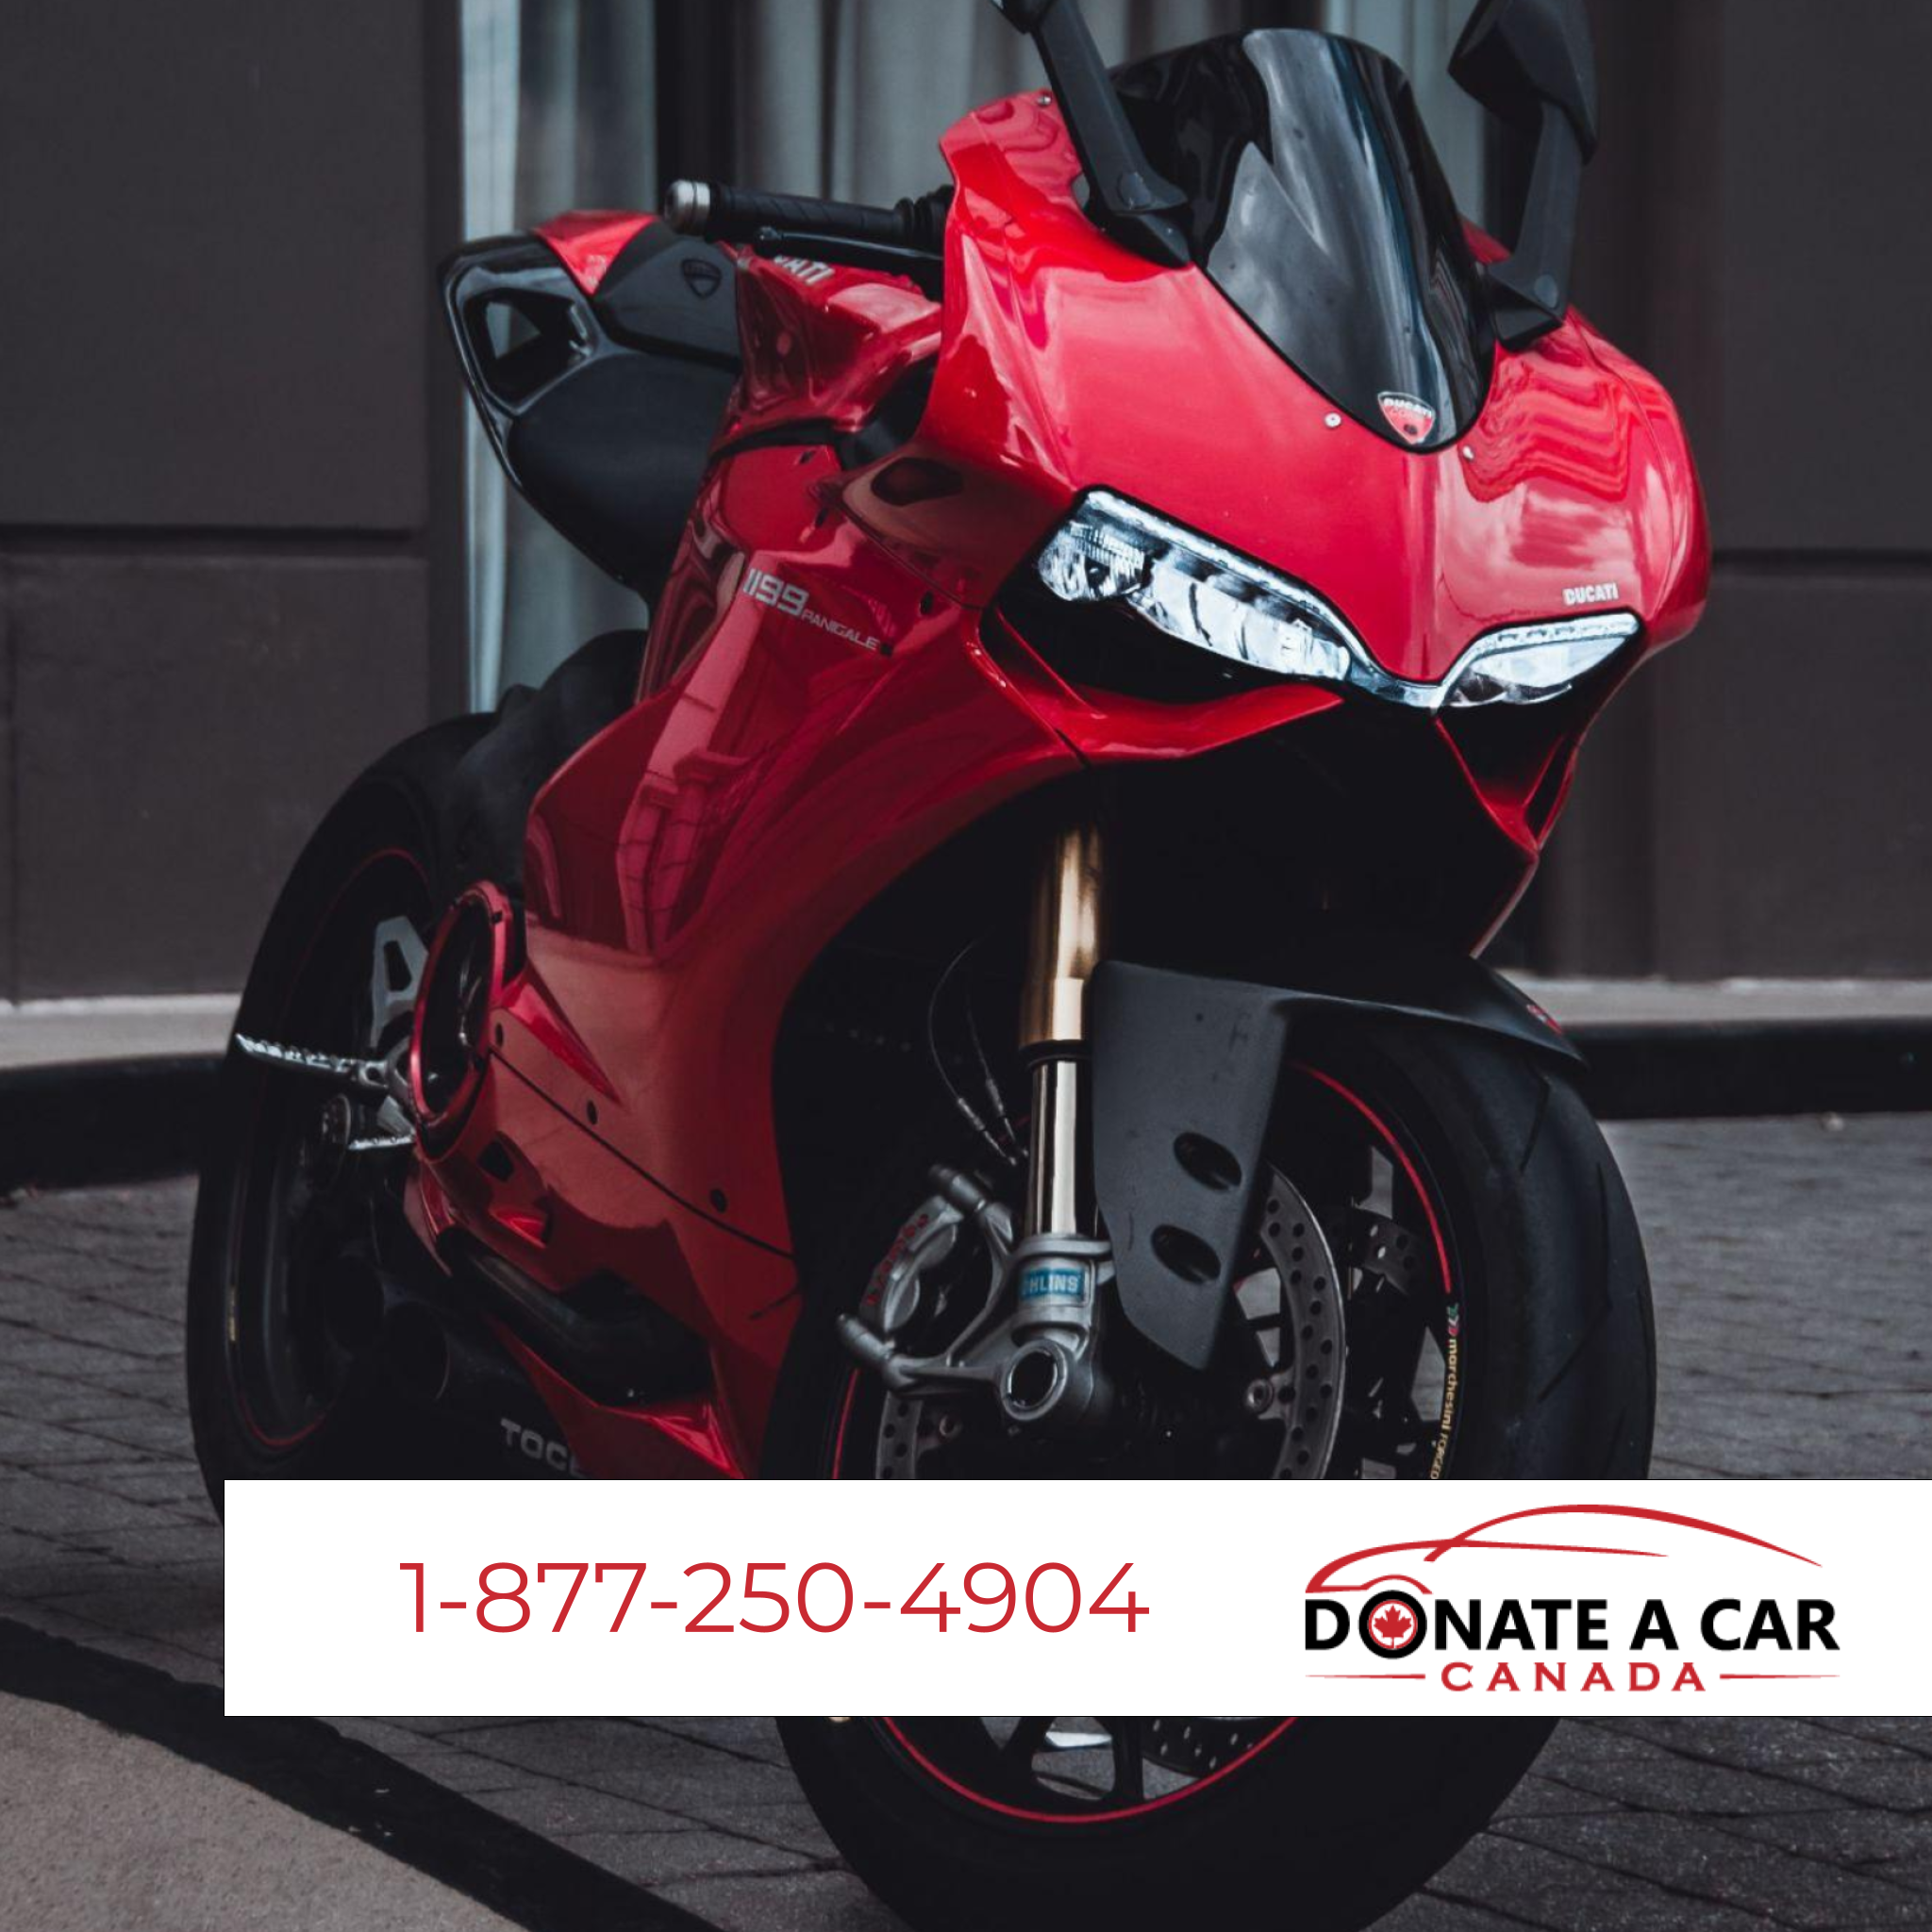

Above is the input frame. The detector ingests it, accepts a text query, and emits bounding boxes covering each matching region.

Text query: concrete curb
[1574,1019,1931,1122]
[3,1022,1928,1194]
[1,1057,222,1193]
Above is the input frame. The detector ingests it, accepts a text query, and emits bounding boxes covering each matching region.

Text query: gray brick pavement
[0,1113,1928,1930]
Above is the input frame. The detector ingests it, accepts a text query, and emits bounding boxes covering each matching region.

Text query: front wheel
[770,1018,1654,1932]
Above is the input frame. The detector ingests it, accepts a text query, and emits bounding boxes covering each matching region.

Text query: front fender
[1090,948,1577,1373]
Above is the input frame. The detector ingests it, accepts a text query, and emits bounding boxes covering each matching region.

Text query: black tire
[769,1017,1654,1932]
[186,720,486,1511]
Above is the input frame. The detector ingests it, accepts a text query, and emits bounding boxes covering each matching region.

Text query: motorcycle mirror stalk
[983,0,1191,266]
[1450,0,1600,346]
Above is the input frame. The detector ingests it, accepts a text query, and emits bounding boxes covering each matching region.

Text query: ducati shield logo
[680,255,724,299]
[1377,391,1438,446]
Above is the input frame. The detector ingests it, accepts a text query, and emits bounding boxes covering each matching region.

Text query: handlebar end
[663,179,713,237]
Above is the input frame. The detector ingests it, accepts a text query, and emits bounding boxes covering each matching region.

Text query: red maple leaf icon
[1371,1603,1415,1648]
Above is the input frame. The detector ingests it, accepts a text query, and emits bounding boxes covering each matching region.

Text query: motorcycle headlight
[1439,614,1641,708]
[1037,490,1372,693]
[1034,491,1639,711]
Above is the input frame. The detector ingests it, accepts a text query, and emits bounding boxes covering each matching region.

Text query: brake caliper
[838,1167,1119,1438]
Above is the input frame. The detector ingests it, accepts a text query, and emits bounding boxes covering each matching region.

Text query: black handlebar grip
[663,180,919,250]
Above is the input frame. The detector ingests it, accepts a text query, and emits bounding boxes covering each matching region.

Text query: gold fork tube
[1020,813,1106,1238]
[1019,814,1106,1053]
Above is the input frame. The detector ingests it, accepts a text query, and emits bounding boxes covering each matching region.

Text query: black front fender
[1090,946,1578,1373]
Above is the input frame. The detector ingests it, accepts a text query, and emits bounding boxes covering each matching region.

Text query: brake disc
[1142,1715,1277,1778]
[1245,1167,1348,1479]
[875,1393,956,1479]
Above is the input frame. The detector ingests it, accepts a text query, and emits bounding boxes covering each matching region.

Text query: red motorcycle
[191,1,1706,1924]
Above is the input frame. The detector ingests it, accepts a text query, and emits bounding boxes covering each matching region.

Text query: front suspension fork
[1019,811,1106,1239]
[836,808,1119,1435]
[999,811,1117,1429]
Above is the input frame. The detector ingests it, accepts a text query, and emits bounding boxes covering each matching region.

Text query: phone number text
[399,1559,1147,1636]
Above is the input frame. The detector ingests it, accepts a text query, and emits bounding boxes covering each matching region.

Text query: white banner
[225,1478,1929,1717]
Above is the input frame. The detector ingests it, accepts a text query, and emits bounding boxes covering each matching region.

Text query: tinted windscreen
[1116,30,1493,451]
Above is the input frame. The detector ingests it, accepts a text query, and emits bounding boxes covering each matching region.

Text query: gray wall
[0,0,465,999]
[1535,0,1932,977]
[4,0,1926,995]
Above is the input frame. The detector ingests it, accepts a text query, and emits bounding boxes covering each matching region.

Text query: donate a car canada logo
[1303,1506,1840,1697]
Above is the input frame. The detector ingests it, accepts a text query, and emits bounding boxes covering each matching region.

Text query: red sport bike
[191,2,1706,1925]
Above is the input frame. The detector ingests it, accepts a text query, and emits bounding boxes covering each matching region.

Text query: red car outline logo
[1306,1504,1818,1599]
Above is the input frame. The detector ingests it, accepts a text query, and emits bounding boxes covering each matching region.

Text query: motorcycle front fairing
[841,32,1707,912]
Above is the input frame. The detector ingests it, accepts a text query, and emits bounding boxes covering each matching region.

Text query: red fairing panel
[418,256,1067,1463]
[534,209,656,293]
[723,256,941,445]
[414,1115,784,1476]
[465,445,1077,1271]
[841,93,1706,685]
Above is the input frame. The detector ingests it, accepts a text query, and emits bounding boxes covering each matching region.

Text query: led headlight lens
[1034,490,1640,710]
[1442,615,1641,708]
[1037,490,1366,690]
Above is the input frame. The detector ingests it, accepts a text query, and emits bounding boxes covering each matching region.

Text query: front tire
[771,1018,1653,1932]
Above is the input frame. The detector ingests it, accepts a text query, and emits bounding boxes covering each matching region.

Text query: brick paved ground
[0,1115,1927,1930]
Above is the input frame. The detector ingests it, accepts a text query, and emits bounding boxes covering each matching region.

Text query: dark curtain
[655,0,1322,198]
[465,0,658,699]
